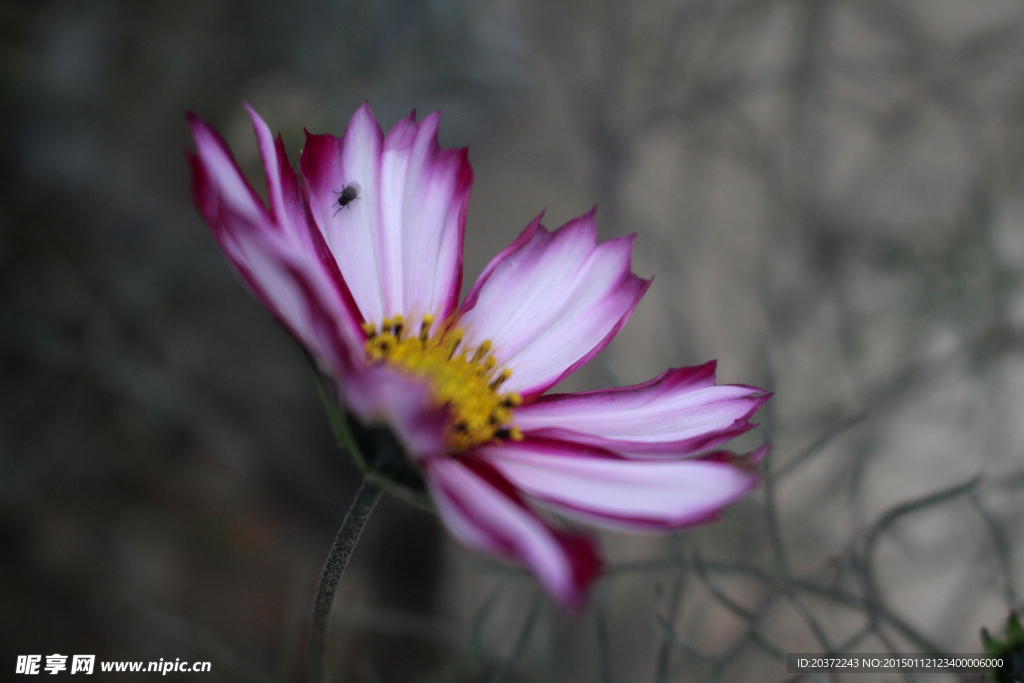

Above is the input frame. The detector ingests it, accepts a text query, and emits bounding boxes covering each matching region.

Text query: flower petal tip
[749,441,772,465]
[551,530,603,612]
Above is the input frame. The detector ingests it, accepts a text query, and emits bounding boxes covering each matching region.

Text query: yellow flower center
[362,314,523,450]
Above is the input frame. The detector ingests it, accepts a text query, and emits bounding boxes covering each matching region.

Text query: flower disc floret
[362,314,523,450]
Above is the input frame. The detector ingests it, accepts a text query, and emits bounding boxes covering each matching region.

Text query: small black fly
[333,182,361,216]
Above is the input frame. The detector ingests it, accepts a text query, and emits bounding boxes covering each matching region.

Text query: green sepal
[303,353,435,513]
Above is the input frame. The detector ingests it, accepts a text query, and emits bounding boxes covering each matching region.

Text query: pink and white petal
[341,365,449,459]
[301,104,387,324]
[424,456,601,610]
[246,106,364,335]
[188,112,269,227]
[300,106,471,327]
[459,211,649,397]
[244,103,298,235]
[188,112,363,375]
[379,111,471,324]
[478,439,758,531]
[513,362,771,456]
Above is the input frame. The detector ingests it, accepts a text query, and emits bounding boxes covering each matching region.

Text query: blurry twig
[596,581,613,683]
[656,613,717,665]
[707,593,782,683]
[470,577,515,674]
[776,413,868,479]
[654,570,687,683]
[852,475,983,663]
[487,592,543,683]
[862,476,982,566]
[970,492,1020,611]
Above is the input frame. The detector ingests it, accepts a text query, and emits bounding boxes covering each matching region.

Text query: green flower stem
[301,350,435,679]
[307,477,382,683]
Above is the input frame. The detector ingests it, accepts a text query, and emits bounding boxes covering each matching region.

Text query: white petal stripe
[515,384,765,443]
[480,441,757,531]
[460,213,647,395]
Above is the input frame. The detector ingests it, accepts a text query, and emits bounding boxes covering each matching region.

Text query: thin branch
[488,592,543,683]
[470,577,515,674]
[776,413,868,478]
[971,491,1019,610]
[863,476,982,567]
[596,584,613,683]
[654,570,686,683]
[656,614,717,665]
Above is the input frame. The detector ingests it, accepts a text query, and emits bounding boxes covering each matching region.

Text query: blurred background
[3,0,1024,681]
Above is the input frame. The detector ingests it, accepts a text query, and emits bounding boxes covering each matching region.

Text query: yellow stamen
[419,314,434,342]
[445,329,464,360]
[363,317,521,449]
[472,340,492,363]
[499,393,523,408]
[490,368,512,390]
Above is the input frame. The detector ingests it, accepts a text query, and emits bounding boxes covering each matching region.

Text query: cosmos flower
[187,103,769,609]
